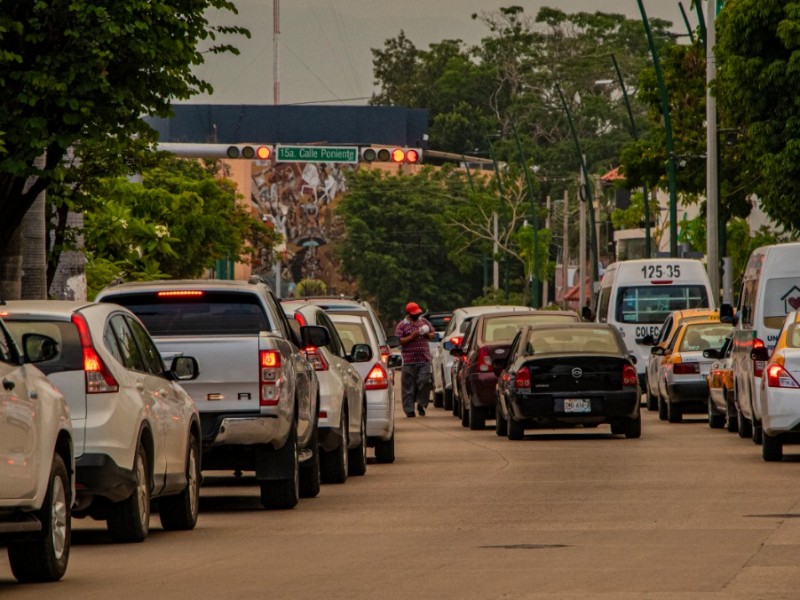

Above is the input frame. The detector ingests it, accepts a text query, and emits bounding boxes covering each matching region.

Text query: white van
[595,258,715,386]
[728,242,800,443]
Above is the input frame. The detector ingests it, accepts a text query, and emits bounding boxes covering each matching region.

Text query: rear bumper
[76,453,135,503]
[510,390,640,424]
[665,380,708,405]
[201,412,290,449]
[366,388,393,440]
[762,388,800,435]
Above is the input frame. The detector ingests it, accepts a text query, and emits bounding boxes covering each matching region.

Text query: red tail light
[450,335,463,347]
[71,314,119,394]
[293,313,307,327]
[379,344,390,364]
[753,338,766,378]
[304,347,329,371]
[260,350,282,406]
[622,364,638,387]
[767,363,800,388]
[514,367,531,390]
[365,363,389,390]
[477,346,492,372]
[673,362,700,375]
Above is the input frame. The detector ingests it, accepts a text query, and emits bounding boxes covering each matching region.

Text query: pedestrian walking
[395,301,436,417]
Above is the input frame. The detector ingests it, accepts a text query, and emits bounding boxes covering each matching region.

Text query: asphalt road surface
[3,399,800,599]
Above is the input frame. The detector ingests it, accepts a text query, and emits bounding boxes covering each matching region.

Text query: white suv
[3,301,201,543]
[0,315,74,582]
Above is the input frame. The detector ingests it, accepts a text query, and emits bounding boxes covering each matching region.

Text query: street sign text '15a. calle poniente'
[275,145,358,164]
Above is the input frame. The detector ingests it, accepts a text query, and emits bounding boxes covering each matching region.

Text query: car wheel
[348,404,368,476]
[667,400,683,424]
[159,434,201,530]
[469,404,486,430]
[708,398,725,429]
[374,431,395,464]
[725,391,739,433]
[7,453,71,583]
[107,442,150,542]
[495,402,508,437]
[507,413,525,441]
[646,389,659,412]
[752,419,763,445]
[624,414,642,439]
[433,389,444,408]
[443,384,453,411]
[299,423,321,498]
[452,391,461,417]
[658,392,668,421]
[320,412,349,484]
[260,426,299,509]
[762,432,783,462]
[737,405,752,438]
[610,421,624,435]
[460,399,470,428]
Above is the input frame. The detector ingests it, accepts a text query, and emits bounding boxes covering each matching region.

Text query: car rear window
[427,313,452,332]
[679,323,734,352]
[4,320,83,374]
[525,327,622,355]
[330,320,369,350]
[616,285,709,325]
[481,314,579,343]
[101,291,270,336]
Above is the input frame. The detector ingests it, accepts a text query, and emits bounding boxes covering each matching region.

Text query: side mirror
[170,356,200,381]
[22,333,59,363]
[491,357,507,377]
[443,340,454,351]
[638,334,655,346]
[433,332,442,342]
[750,346,769,362]
[651,346,666,356]
[350,343,373,363]
[385,335,401,348]
[628,354,637,365]
[301,325,330,348]
[703,348,721,359]
[387,354,403,369]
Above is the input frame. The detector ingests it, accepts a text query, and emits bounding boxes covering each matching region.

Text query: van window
[763,278,800,329]
[616,285,709,325]
[739,278,757,329]
[597,287,611,323]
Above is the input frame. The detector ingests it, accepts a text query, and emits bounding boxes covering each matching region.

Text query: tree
[715,0,800,231]
[0,0,248,297]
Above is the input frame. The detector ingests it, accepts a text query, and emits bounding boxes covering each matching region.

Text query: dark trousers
[401,362,432,415]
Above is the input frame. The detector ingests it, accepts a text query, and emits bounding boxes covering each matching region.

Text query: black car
[495,323,641,440]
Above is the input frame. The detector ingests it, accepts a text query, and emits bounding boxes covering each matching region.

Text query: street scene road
[4,387,800,599]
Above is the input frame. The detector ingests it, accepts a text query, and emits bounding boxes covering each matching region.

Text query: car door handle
[136,382,144,391]
[2,378,14,391]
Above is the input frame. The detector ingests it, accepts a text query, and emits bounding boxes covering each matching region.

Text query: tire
[658,393,668,421]
[762,432,783,462]
[443,386,453,411]
[452,392,461,417]
[624,414,642,439]
[469,404,486,430]
[667,400,683,424]
[507,414,525,441]
[374,431,395,464]
[646,389,659,412]
[752,419,763,445]
[460,400,470,428]
[348,404,367,476]
[260,427,299,510]
[433,389,444,408]
[495,402,508,437]
[725,392,739,433]
[320,413,349,484]
[737,405,752,438]
[299,424,321,498]
[610,421,624,435]
[8,453,71,583]
[159,434,200,530]
[708,399,725,429]
[108,443,150,543]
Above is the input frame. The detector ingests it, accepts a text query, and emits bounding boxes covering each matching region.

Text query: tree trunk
[0,227,23,301]
[21,192,47,299]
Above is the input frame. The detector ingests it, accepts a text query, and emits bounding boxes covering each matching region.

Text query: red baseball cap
[405,302,423,316]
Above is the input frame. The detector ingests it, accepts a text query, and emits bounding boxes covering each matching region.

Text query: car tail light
[293,312,307,327]
[673,362,700,375]
[622,364,638,386]
[156,290,203,297]
[450,335,463,347]
[304,347,329,371]
[514,367,531,390]
[379,344,390,364]
[365,363,389,390]
[766,355,800,388]
[477,346,492,372]
[260,350,282,406]
[753,338,766,378]
[71,314,119,393]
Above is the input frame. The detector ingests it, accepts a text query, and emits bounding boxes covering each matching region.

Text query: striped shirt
[395,317,433,364]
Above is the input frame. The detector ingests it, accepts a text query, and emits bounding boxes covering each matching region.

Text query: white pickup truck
[96,279,325,510]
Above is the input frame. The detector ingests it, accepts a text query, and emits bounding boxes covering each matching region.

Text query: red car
[451,310,579,430]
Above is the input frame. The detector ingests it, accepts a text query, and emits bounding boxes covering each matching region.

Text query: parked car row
[0,283,400,584]
[429,305,642,441]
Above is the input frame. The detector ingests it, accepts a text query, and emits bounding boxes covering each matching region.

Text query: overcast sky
[190,1,689,106]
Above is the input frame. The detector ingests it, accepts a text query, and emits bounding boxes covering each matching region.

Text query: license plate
[564,399,591,413]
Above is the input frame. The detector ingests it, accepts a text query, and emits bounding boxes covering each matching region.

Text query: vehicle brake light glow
[259,350,282,406]
[622,364,638,386]
[673,362,700,375]
[379,344,390,364]
[71,314,119,393]
[157,290,204,297]
[477,347,492,372]
[514,367,531,390]
[766,363,800,388]
[450,336,463,347]
[261,351,281,368]
[304,347,329,371]
[753,338,766,378]
[293,312,307,327]
[365,363,389,390]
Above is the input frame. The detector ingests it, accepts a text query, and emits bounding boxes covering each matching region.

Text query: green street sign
[275,145,358,164]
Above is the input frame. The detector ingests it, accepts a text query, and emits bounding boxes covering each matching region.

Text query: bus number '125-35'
[641,264,681,279]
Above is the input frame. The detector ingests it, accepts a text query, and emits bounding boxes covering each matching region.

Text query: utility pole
[562,189,569,309]
[543,196,551,306]
[579,172,587,314]
[273,0,280,105]
[706,0,720,304]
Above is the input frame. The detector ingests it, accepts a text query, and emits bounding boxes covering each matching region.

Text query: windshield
[616,285,709,325]
[481,314,578,343]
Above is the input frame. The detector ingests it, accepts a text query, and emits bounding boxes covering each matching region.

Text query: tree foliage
[0,0,249,258]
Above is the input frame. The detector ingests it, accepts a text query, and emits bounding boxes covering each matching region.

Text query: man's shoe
[405,412,416,418]
[417,405,426,416]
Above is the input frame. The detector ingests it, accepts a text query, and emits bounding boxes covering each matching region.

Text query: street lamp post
[510,120,540,308]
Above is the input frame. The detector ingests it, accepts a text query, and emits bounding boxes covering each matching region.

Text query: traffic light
[225,145,273,160]
[360,147,422,164]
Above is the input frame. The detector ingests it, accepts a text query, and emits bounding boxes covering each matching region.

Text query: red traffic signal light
[361,147,422,164]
